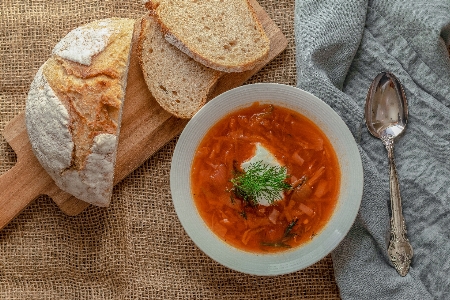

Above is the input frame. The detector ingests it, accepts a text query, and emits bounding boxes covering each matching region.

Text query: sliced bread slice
[138,14,223,119]
[25,18,135,207]
[144,0,270,73]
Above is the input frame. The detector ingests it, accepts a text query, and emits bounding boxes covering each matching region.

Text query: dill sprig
[230,160,291,206]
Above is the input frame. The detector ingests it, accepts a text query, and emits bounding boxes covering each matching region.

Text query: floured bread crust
[26,66,74,175]
[26,18,135,207]
[52,22,113,66]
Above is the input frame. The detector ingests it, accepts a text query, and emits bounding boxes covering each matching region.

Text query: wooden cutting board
[0,0,288,230]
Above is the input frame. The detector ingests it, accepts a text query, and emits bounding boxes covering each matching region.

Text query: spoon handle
[382,135,413,276]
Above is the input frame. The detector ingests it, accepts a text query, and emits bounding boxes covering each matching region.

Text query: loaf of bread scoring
[25,18,135,207]
[144,0,270,73]
[138,15,223,119]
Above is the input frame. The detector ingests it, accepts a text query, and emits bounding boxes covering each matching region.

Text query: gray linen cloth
[294,0,450,299]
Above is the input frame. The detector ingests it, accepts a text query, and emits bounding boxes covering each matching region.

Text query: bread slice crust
[145,0,270,73]
[138,14,222,119]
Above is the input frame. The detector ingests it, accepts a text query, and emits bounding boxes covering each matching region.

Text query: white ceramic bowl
[170,83,363,275]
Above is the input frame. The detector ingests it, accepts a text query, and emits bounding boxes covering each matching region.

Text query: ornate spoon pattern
[365,72,413,276]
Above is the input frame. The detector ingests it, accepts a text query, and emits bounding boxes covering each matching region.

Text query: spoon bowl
[365,72,413,277]
[365,72,408,139]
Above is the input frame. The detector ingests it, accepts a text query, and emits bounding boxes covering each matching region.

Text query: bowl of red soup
[170,83,363,275]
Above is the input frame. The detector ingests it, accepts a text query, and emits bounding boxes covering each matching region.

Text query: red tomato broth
[191,102,340,253]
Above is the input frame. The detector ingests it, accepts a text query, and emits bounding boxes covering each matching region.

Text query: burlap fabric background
[0,0,341,298]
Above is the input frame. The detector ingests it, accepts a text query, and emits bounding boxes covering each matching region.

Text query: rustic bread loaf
[25,18,135,207]
[138,15,222,119]
[144,0,270,73]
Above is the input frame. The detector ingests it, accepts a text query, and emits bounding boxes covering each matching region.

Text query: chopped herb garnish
[261,218,299,249]
[283,218,298,238]
[239,211,247,220]
[230,160,291,206]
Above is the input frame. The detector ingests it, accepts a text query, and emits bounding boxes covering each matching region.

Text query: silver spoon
[365,72,413,276]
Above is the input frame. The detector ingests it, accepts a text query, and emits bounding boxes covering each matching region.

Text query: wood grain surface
[0,0,288,230]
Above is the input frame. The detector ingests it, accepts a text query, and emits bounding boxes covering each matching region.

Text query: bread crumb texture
[26,18,134,206]
[146,0,270,72]
[138,15,222,118]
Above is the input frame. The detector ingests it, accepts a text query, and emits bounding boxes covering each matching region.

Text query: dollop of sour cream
[241,143,286,206]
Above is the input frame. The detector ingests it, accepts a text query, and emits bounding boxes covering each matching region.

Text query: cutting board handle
[0,157,54,230]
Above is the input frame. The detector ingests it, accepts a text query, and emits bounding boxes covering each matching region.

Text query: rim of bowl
[170,83,363,276]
